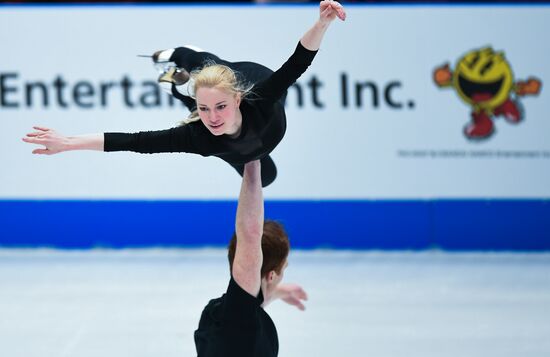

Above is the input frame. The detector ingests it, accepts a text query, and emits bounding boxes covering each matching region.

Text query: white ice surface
[1,249,549,357]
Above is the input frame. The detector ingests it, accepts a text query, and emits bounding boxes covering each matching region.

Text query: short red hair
[228,220,290,279]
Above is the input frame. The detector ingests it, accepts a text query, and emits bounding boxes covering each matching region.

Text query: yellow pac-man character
[434,47,541,139]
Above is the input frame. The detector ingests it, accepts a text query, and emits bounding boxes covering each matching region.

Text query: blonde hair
[180,62,254,125]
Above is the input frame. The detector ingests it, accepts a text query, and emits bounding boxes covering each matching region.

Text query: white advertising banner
[1,4,549,199]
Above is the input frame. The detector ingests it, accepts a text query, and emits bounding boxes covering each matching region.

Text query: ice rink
[1,249,549,357]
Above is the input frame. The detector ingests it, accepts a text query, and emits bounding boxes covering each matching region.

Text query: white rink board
[1,4,549,199]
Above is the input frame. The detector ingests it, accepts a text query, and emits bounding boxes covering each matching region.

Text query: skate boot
[158,66,189,86]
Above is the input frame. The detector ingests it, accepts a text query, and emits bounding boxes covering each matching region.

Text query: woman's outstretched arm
[22,126,103,155]
[23,125,197,155]
[300,0,346,51]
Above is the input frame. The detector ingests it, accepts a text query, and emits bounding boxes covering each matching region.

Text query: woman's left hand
[319,0,346,24]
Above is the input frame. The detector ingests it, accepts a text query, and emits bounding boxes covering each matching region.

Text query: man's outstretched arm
[232,160,264,297]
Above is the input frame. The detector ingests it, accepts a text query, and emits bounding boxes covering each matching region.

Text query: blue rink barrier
[0,200,548,250]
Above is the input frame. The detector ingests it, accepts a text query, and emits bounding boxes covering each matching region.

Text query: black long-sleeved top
[194,277,278,357]
[104,42,317,166]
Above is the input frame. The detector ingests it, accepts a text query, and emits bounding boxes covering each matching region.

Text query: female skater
[194,159,307,356]
[23,1,346,186]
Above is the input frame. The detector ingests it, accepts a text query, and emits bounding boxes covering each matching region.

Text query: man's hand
[276,283,308,311]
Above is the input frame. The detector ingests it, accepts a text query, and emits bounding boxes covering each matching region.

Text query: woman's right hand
[22,126,69,155]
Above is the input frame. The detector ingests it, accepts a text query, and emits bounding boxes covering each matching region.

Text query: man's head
[228,220,290,284]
